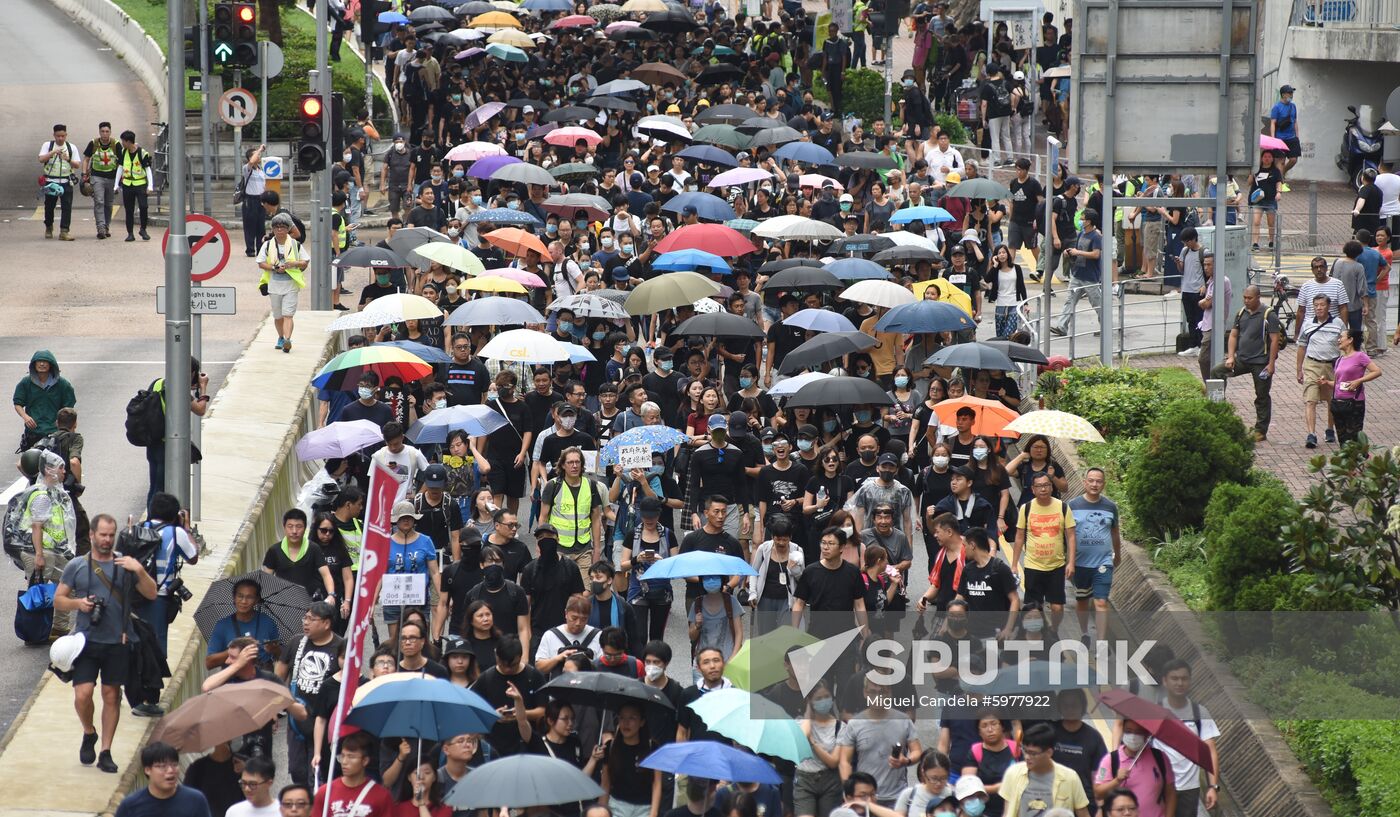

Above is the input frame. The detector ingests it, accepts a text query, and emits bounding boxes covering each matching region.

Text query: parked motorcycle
[1336,105,1383,191]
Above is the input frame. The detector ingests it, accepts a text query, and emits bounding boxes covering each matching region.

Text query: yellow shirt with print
[1018,497,1074,571]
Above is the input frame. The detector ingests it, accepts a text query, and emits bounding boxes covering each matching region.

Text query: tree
[260,0,284,47]
[1281,436,1400,613]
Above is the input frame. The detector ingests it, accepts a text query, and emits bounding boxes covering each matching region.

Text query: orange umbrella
[484,227,551,258]
[468,10,522,28]
[932,396,1021,438]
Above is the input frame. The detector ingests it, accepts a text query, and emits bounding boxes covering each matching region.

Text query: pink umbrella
[550,14,597,28]
[1259,134,1289,153]
[482,267,548,288]
[709,167,774,187]
[545,126,604,147]
[445,141,506,162]
[465,101,507,130]
[606,20,640,33]
[800,173,843,190]
[454,47,486,61]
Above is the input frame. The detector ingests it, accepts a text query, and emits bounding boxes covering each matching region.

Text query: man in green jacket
[13,350,76,449]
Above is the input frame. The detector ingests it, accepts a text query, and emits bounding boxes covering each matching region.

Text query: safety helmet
[50,632,86,674]
[18,449,43,480]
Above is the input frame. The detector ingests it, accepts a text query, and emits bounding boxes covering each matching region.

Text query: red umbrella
[654,223,757,257]
[1097,690,1215,773]
[549,14,596,28]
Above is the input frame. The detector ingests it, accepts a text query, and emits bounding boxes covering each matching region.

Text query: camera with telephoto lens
[168,577,193,603]
[88,597,106,626]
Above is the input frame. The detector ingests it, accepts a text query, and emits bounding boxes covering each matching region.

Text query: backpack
[1109,746,1171,804]
[117,521,171,583]
[3,485,44,566]
[971,738,1020,764]
[125,380,166,448]
[544,625,600,678]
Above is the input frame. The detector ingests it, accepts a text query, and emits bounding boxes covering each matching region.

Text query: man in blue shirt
[1069,467,1121,647]
[114,742,212,816]
[1355,228,1391,355]
[1269,85,1300,177]
[205,578,282,670]
[1051,209,1105,336]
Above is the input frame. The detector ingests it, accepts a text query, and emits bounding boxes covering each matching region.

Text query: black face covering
[537,538,559,565]
[483,564,505,590]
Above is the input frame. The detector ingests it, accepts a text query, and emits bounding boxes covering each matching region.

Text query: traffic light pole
[232,68,243,183]
[197,0,213,214]
[312,0,333,311]
[165,0,193,509]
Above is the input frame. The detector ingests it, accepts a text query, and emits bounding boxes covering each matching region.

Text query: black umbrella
[785,374,894,406]
[757,258,812,274]
[836,151,899,170]
[586,96,639,112]
[873,245,941,264]
[413,22,448,35]
[765,265,844,291]
[193,571,315,644]
[507,97,549,109]
[608,26,657,41]
[640,8,698,32]
[737,116,785,135]
[984,339,1050,365]
[747,126,804,148]
[544,106,598,123]
[671,311,765,339]
[778,332,878,374]
[409,5,457,23]
[541,671,676,711]
[456,0,497,14]
[831,234,896,255]
[924,342,1019,371]
[696,63,745,85]
[334,245,408,269]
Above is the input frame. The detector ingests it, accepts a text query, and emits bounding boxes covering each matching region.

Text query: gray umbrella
[445,296,547,327]
[747,126,805,148]
[489,162,557,187]
[387,227,453,270]
[444,755,605,809]
[409,5,456,23]
[923,341,1018,371]
[593,78,648,95]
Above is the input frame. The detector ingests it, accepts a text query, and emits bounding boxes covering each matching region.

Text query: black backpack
[125,380,165,447]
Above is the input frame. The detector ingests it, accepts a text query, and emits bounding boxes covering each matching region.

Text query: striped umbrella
[312,347,434,391]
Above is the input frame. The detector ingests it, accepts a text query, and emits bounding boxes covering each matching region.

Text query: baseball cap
[760,427,778,442]
[797,424,819,438]
[392,500,421,521]
[422,464,448,488]
[522,105,535,114]
[683,204,699,216]
[611,266,631,280]
[949,245,967,256]
[638,496,664,517]
[840,193,854,203]
[951,465,977,480]
[728,411,750,435]
[1066,176,1086,187]
[557,403,578,416]
[534,522,559,537]
[443,636,472,657]
[647,164,661,173]
[954,776,987,800]
[1280,84,1296,94]
[877,453,899,467]
[708,412,728,430]
[1013,70,1025,81]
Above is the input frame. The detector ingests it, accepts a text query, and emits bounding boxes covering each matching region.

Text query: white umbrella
[839,280,916,309]
[692,297,721,314]
[409,242,487,276]
[880,230,941,252]
[327,293,445,331]
[547,293,631,320]
[752,215,844,241]
[635,115,691,142]
[768,371,832,397]
[444,141,507,162]
[479,329,572,363]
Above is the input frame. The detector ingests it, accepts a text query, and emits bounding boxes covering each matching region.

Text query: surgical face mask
[546,223,559,235]
[343,152,353,163]
[973,447,989,461]
[903,78,915,88]
[435,399,448,410]
[933,812,956,817]
[841,525,855,538]
[446,285,458,296]
[702,577,723,594]
[579,241,591,253]
[854,410,872,423]
[647,465,664,476]
[515,132,526,142]
[621,243,635,256]
[659,360,674,372]
[793,439,811,452]
[811,697,835,715]
[575,219,588,230]
[559,319,574,330]
[487,390,499,402]
[358,386,375,400]
[376,273,392,284]
[822,419,838,433]
[762,444,775,456]
[452,94,463,104]
[452,169,465,178]
[483,564,505,590]
[602,237,614,249]
[644,663,665,682]
[1121,733,1147,752]
[932,455,950,469]
[961,800,986,817]
[840,202,852,212]
[447,227,460,238]
[894,375,910,388]
[431,174,443,184]
[395,141,406,153]
[554,98,564,107]
[1023,617,1044,633]
[472,195,483,206]
[560,416,577,430]
[739,376,753,389]
[593,330,607,341]
[507,200,521,210]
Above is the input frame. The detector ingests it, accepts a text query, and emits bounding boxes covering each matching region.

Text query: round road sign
[162,214,233,282]
[218,88,258,127]
[249,42,286,80]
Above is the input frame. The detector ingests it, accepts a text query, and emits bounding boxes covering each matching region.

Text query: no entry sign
[162,214,232,282]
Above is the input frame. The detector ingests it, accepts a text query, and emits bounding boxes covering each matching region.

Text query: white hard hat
[50,632,87,674]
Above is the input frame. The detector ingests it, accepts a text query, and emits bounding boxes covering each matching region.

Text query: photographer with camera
[129,491,200,717]
[53,513,157,773]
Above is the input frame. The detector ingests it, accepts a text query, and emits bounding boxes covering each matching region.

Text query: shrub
[1125,399,1253,536]
[935,114,967,144]
[1282,717,1400,816]
[1203,481,1297,610]
[1149,530,1210,610]
[1078,437,1146,487]
[815,69,903,128]
[1059,384,1162,439]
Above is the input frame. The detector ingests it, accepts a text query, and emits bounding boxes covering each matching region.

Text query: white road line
[0,360,239,365]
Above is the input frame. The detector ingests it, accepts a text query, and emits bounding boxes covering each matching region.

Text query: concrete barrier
[0,313,340,817]
[50,0,169,123]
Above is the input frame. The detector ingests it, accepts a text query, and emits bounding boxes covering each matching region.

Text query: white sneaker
[1177,346,1201,357]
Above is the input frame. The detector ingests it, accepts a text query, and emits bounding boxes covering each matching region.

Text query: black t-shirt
[441,558,483,635]
[646,678,685,745]
[281,635,344,736]
[340,399,394,428]
[416,495,464,561]
[399,659,450,679]
[794,561,865,635]
[642,371,684,427]
[766,321,808,371]
[320,540,352,600]
[756,462,811,523]
[472,665,547,754]
[688,444,747,507]
[1250,165,1283,204]
[1052,195,1077,244]
[1054,721,1109,806]
[957,557,1016,629]
[491,537,532,583]
[484,397,530,462]
[607,738,657,804]
[522,556,587,634]
[931,551,962,610]
[359,281,401,307]
[1008,177,1044,224]
[410,145,442,182]
[445,359,492,406]
[523,390,565,434]
[465,581,530,637]
[183,753,243,817]
[539,432,598,481]
[262,542,328,598]
[979,78,1012,118]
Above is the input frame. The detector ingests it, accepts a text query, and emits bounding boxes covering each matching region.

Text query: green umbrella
[724,218,759,233]
[687,688,813,763]
[943,177,1012,199]
[693,124,750,149]
[724,625,818,690]
[692,44,736,55]
[549,162,600,181]
[623,271,721,316]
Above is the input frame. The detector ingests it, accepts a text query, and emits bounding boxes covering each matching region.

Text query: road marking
[0,360,238,365]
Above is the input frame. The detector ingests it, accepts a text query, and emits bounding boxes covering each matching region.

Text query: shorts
[484,457,526,498]
[1141,220,1165,260]
[71,640,130,687]
[388,185,409,214]
[1007,220,1038,251]
[1302,357,1335,402]
[1283,136,1302,158]
[268,277,299,318]
[1073,564,1114,600]
[1023,565,1067,606]
[1251,201,1278,212]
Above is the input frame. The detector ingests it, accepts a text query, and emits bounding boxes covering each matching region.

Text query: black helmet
[18,449,43,480]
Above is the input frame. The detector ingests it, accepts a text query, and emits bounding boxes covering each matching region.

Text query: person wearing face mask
[643,348,683,423]
[358,264,404,308]
[1094,720,1175,817]
[464,543,532,651]
[952,776,992,817]
[848,454,915,536]
[585,563,637,648]
[754,433,809,546]
[687,572,745,669]
[794,680,845,817]
[379,133,414,220]
[621,495,679,642]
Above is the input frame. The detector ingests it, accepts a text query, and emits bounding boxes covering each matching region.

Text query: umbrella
[483,227,551,257]
[764,265,844,291]
[295,419,385,461]
[462,275,529,295]
[640,551,758,579]
[662,191,737,221]
[640,7,697,32]
[388,226,453,259]
[311,346,434,390]
[454,47,486,61]
[890,206,956,225]
[944,178,1012,199]
[549,162,600,181]
[588,288,631,305]
[932,396,1021,437]
[1003,410,1105,442]
[654,223,755,256]
[752,215,844,241]
[334,245,407,269]
[840,280,916,309]
[696,63,745,84]
[621,0,668,8]
[799,173,843,190]
[824,257,891,281]
[677,145,739,168]
[671,312,765,338]
[830,233,895,255]
[773,142,835,165]
[625,271,722,315]
[585,95,638,113]
[490,162,557,187]
[466,207,542,226]
[447,295,547,326]
[873,245,941,264]
[785,374,893,407]
[545,126,603,147]
[694,125,750,150]
[521,0,570,8]
[464,101,507,130]
[1097,690,1216,774]
[984,339,1050,365]
[687,689,813,763]
[469,10,523,27]
[410,5,458,23]
[506,97,549,110]
[150,680,292,752]
[692,297,722,314]
[875,301,977,334]
[330,292,445,330]
[544,105,598,123]
[445,754,606,809]
[642,741,781,785]
[1259,133,1290,153]
[911,279,972,315]
[548,13,596,28]
[410,242,487,276]
[599,424,689,466]
[594,78,648,95]
[193,571,314,644]
[548,293,631,320]
[785,308,856,333]
[456,0,496,13]
[485,42,528,61]
[631,61,686,86]
[407,405,510,444]
[778,333,878,375]
[542,671,676,711]
[588,1,625,21]
[379,10,410,23]
[725,218,759,233]
[479,328,571,363]
[377,340,453,364]
[724,626,820,690]
[962,660,1098,695]
[464,154,521,179]
[635,115,692,142]
[525,122,559,139]
[737,116,785,134]
[484,267,548,288]
[766,370,832,397]
[749,126,805,148]
[444,141,507,162]
[759,257,817,274]
[348,677,498,739]
[837,151,899,170]
[542,195,611,223]
[925,342,1018,372]
[653,248,732,273]
[608,26,657,41]
[709,167,772,187]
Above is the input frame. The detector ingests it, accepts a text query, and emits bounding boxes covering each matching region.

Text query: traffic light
[233,2,258,67]
[183,24,205,68]
[211,2,235,66]
[298,94,326,172]
[328,92,346,158]
[361,0,392,62]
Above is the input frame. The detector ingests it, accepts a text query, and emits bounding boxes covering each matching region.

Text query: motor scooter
[1336,105,1383,190]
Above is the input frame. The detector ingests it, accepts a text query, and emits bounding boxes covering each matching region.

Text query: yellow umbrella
[462,275,529,294]
[468,10,522,28]
[912,278,974,316]
[409,242,486,276]
[1003,410,1105,442]
[487,28,535,48]
[622,0,668,10]
[724,626,819,690]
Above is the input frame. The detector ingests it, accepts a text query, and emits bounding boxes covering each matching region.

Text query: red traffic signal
[236,3,254,22]
[298,94,327,172]
[301,96,323,119]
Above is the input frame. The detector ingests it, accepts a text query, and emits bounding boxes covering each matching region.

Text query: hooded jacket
[12,350,76,435]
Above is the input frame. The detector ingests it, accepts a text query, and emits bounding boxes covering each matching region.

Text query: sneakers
[332,303,350,311]
[96,230,107,240]
[125,234,136,242]
[79,731,97,765]
[1177,346,1201,357]
[1253,430,1267,442]
[1252,242,1260,251]
[139,229,151,241]
[338,287,352,294]
[1050,326,1066,337]
[44,227,53,239]
[1324,428,1337,443]
[275,337,285,350]
[59,231,74,241]
[1305,433,1317,449]
[132,703,164,717]
[283,339,293,353]
[96,750,118,774]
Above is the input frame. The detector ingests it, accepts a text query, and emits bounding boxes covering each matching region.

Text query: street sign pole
[233,67,243,182]
[197,0,213,215]
[165,0,193,509]
[260,41,269,146]
[308,69,327,311]
[313,0,333,311]
[1041,136,1059,356]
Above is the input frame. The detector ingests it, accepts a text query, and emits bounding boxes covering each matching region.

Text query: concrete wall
[0,314,340,817]
[50,0,169,124]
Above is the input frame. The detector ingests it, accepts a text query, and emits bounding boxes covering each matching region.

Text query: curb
[51,0,168,123]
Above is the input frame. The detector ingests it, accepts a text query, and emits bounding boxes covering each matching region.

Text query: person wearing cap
[932,465,997,542]
[532,402,598,491]
[382,500,440,642]
[847,453,915,535]
[754,432,810,545]
[621,494,677,642]
[1269,85,1300,176]
[414,463,465,566]
[1040,175,1082,284]
[952,776,992,817]
[684,414,748,540]
[256,212,310,353]
[1050,208,1105,337]
[539,446,606,576]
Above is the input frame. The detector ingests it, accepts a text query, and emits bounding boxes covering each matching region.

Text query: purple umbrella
[468,154,523,179]
[526,122,560,139]
[294,420,384,461]
[454,47,486,61]
[708,167,773,187]
[464,101,506,130]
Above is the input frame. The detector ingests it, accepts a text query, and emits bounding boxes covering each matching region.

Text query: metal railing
[1297,0,1400,28]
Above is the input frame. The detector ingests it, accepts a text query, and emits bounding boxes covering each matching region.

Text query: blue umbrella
[562,342,600,364]
[772,142,835,165]
[522,0,571,8]
[346,677,498,739]
[406,405,509,444]
[639,551,758,579]
[467,208,542,226]
[653,248,733,273]
[661,192,737,222]
[825,257,893,281]
[600,424,689,466]
[889,206,956,225]
[376,340,453,364]
[445,295,547,327]
[642,741,781,784]
[785,308,855,333]
[486,43,528,63]
[875,300,977,334]
[378,10,410,23]
[677,145,739,168]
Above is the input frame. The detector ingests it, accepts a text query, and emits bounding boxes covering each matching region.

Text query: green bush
[1078,437,1146,487]
[1153,366,1206,402]
[819,68,903,128]
[1203,481,1297,610]
[1281,717,1400,816]
[1148,530,1210,610]
[1060,384,1162,439]
[935,113,967,144]
[1125,399,1254,536]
